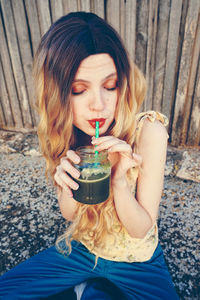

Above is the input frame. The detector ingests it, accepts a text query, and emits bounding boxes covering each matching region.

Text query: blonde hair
[33,12,146,261]
[34,58,146,258]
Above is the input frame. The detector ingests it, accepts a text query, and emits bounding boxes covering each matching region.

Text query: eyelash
[72,86,117,95]
[72,90,85,95]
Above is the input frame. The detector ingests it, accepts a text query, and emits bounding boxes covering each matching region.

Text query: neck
[73,127,91,149]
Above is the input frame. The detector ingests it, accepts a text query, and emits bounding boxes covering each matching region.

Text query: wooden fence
[0,0,199,147]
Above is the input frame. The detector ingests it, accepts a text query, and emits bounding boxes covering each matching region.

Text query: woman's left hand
[91,136,142,182]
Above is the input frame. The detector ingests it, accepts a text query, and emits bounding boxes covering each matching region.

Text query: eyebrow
[73,72,117,83]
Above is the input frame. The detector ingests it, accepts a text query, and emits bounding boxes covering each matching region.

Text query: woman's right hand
[54,150,81,198]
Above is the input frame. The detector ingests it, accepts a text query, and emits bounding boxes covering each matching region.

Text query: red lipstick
[88,118,106,129]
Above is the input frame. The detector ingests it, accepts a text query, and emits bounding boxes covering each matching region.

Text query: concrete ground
[0,130,199,299]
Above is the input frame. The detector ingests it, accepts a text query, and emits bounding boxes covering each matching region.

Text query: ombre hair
[33,12,146,259]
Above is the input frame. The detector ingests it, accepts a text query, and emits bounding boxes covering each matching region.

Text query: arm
[112,119,168,238]
[57,187,78,221]
[92,119,168,238]
[54,150,80,221]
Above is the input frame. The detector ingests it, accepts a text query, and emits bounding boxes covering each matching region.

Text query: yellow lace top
[79,111,169,263]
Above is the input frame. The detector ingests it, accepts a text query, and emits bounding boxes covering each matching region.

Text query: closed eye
[71,89,85,95]
[104,79,118,91]
[105,87,117,91]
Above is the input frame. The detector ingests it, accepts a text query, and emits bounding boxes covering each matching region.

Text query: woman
[0,12,179,299]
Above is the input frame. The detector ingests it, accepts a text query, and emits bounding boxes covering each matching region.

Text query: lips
[88,118,106,129]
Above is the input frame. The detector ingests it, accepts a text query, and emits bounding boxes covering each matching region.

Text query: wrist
[112,175,129,189]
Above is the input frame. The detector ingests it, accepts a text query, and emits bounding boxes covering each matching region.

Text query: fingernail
[74,171,80,178]
[75,156,80,163]
[73,184,79,190]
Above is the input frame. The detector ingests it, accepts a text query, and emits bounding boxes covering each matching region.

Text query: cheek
[108,94,118,115]
[71,101,79,125]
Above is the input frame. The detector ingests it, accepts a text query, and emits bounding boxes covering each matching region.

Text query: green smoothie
[73,146,111,204]
[73,171,110,204]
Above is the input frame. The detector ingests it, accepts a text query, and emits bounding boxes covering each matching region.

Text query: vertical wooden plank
[63,0,78,14]
[93,0,105,19]
[0,14,23,128]
[36,0,52,36]
[80,0,90,12]
[152,0,171,112]
[187,58,200,146]
[24,0,41,56]
[171,0,200,146]
[106,0,120,35]
[124,0,136,61]
[162,0,182,118]
[183,15,200,146]
[135,0,148,75]
[11,0,38,126]
[144,0,158,111]
[0,58,14,127]
[0,99,6,128]
[186,15,200,146]
[1,0,32,128]
[50,0,64,23]
[119,0,125,42]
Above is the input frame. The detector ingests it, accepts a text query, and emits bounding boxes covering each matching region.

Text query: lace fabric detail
[135,110,169,139]
[78,111,169,263]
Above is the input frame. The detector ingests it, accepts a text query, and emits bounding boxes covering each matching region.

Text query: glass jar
[73,146,111,205]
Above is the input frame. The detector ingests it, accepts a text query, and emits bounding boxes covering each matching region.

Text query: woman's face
[71,53,118,136]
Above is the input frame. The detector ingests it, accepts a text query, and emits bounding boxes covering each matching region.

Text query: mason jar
[73,146,111,205]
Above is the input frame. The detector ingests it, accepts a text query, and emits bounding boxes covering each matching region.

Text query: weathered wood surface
[0,58,14,127]
[24,0,41,56]
[144,0,158,111]
[0,0,199,147]
[187,16,200,146]
[162,0,182,119]
[172,0,200,146]
[153,0,171,112]
[107,0,121,34]
[93,0,105,19]
[0,13,23,128]
[135,0,148,76]
[50,0,64,23]
[36,0,51,36]
[12,0,39,125]
[1,0,32,128]
[125,0,136,61]
[185,12,200,146]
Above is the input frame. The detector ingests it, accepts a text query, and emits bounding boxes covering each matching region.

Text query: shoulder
[136,116,169,161]
[135,111,169,149]
[138,119,169,147]
[140,118,169,142]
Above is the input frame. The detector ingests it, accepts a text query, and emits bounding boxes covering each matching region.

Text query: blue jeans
[0,240,179,299]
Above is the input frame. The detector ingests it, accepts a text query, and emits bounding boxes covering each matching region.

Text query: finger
[55,165,79,190]
[91,136,116,145]
[94,138,126,151]
[65,150,80,164]
[60,158,80,179]
[59,170,79,191]
[54,172,73,197]
[108,143,132,157]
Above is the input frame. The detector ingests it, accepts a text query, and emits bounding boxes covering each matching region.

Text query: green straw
[95,121,99,157]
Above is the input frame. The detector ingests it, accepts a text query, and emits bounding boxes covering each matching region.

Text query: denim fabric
[0,240,179,299]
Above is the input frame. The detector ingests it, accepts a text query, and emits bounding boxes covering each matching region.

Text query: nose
[89,89,105,112]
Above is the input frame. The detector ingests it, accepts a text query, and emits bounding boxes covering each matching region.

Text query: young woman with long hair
[0,12,179,299]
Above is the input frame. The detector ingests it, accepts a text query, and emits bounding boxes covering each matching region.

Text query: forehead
[74,54,117,80]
